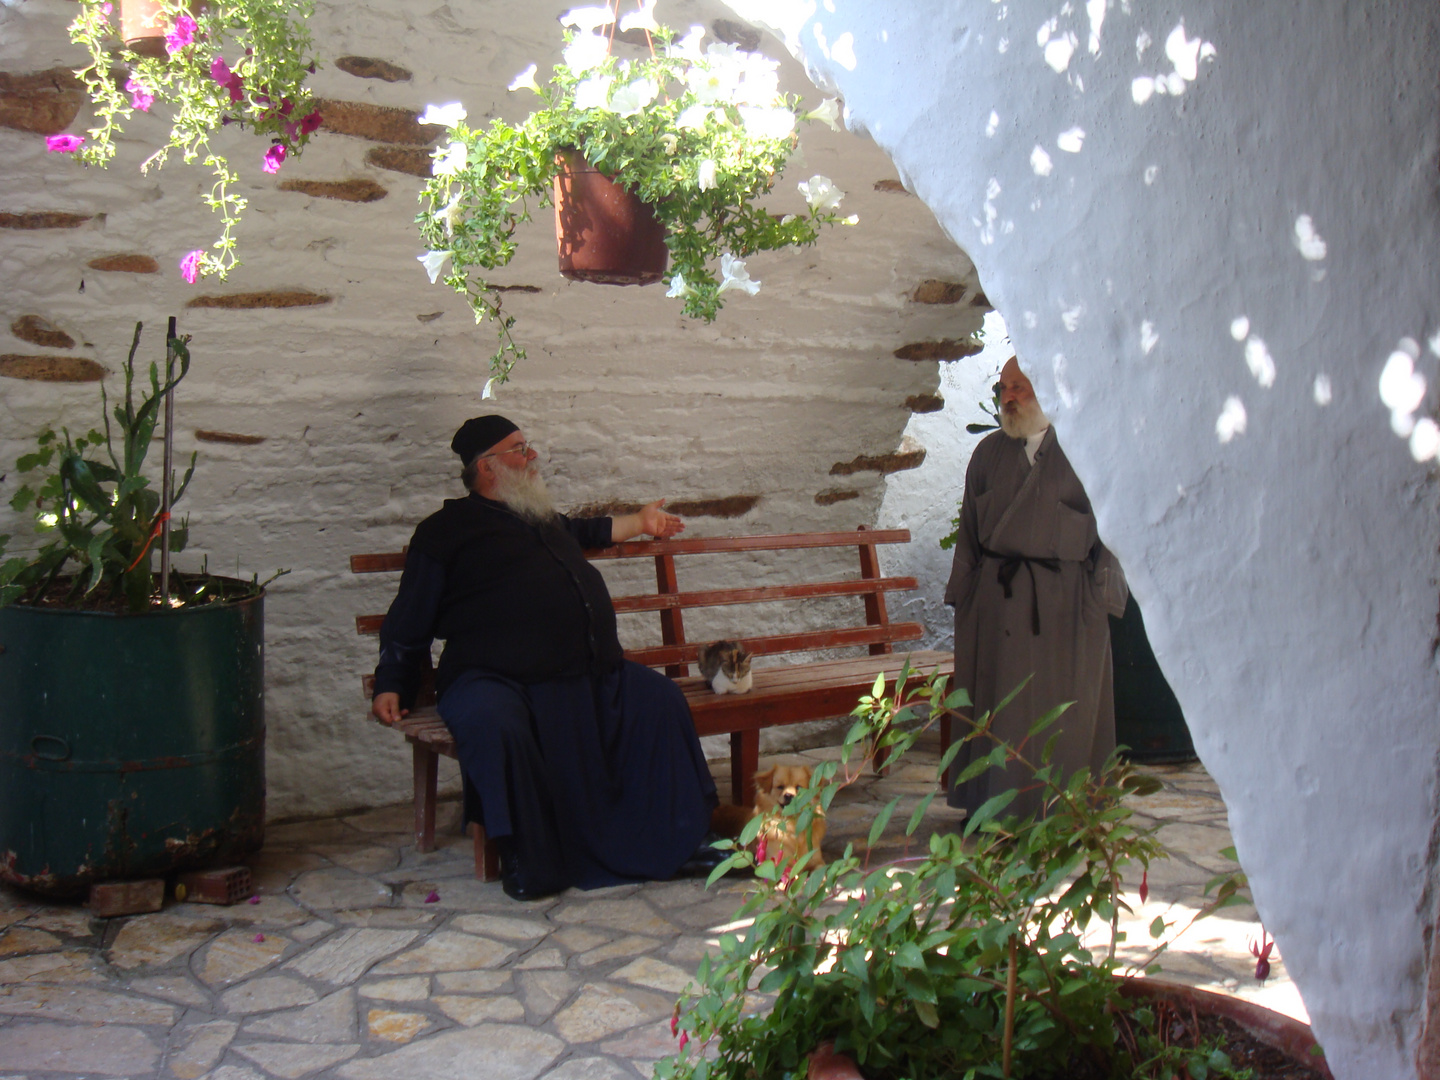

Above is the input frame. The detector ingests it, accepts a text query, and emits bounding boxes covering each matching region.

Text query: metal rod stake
[159,315,176,604]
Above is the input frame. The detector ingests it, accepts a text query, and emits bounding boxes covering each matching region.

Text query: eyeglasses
[480,441,534,460]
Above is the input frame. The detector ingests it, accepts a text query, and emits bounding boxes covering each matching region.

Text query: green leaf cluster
[416,18,851,388]
[2,323,211,613]
[67,0,321,279]
[654,665,1256,1080]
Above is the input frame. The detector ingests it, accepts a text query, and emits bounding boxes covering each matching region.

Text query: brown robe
[944,427,1128,821]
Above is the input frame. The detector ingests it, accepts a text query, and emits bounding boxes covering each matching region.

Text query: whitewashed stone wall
[724,1,1440,1076]
[0,1,984,819]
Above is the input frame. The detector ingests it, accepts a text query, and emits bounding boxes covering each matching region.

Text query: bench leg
[470,823,502,883]
[731,730,759,809]
[412,744,439,854]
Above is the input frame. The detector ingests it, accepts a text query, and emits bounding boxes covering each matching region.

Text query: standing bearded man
[944,357,1129,822]
[371,415,724,900]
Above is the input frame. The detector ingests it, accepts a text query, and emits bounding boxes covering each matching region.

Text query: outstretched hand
[638,498,685,539]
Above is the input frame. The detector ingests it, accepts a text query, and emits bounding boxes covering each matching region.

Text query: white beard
[490,463,557,525]
[1000,398,1050,440]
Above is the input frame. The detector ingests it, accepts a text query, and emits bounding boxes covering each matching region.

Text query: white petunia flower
[665,273,691,298]
[677,103,715,130]
[560,5,614,30]
[418,250,452,283]
[610,77,658,117]
[687,62,739,105]
[805,97,842,131]
[738,105,795,140]
[482,376,498,400]
[734,65,780,106]
[797,174,844,212]
[718,253,760,295]
[668,24,706,60]
[507,64,540,94]
[433,141,468,177]
[418,102,467,128]
[437,190,464,237]
[563,31,610,72]
[697,158,717,191]
[842,214,858,225]
[660,133,678,154]
[619,0,659,34]
[573,75,613,110]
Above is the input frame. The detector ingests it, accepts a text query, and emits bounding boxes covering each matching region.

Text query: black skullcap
[451,415,519,463]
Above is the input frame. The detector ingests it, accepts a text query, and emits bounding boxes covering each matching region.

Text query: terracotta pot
[805,979,1332,1080]
[1116,977,1333,1079]
[552,149,668,286]
[118,0,170,59]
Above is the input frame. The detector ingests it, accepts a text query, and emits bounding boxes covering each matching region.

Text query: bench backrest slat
[625,621,924,669]
[353,528,916,694]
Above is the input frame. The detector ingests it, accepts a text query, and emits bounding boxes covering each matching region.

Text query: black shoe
[673,832,747,879]
[495,837,563,902]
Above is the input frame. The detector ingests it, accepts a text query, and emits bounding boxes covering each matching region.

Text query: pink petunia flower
[262,143,287,173]
[248,894,261,904]
[210,56,232,84]
[125,75,153,112]
[45,133,85,153]
[424,889,440,903]
[252,933,265,944]
[101,2,112,12]
[165,13,196,54]
[299,110,322,136]
[179,249,204,284]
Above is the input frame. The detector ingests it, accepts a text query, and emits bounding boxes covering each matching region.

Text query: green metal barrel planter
[0,587,265,897]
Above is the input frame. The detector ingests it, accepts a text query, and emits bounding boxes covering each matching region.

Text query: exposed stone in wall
[278,178,388,202]
[366,146,431,177]
[314,99,438,145]
[814,488,860,506]
[969,290,991,309]
[87,254,160,274]
[904,392,944,413]
[893,339,983,361]
[334,56,413,82]
[0,68,83,135]
[911,280,964,305]
[11,315,74,349]
[196,430,267,445]
[0,211,92,229]
[667,495,760,518]
[571,500,644,518]
[186,291,331,310]
[0,354,105,381]
[712,18,762,50]
[495,284,542,294]
[829,446,926,476]
[873,179,910,194]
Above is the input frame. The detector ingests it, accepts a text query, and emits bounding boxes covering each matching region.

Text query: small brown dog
[709,762,828,871]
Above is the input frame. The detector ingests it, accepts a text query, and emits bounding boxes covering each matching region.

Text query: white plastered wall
[720,1,1440,1077]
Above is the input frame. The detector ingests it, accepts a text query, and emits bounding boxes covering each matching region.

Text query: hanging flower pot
[118,0,170,58]
[552,148,668,286]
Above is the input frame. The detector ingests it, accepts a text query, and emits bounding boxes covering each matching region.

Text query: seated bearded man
[371,415,724,900]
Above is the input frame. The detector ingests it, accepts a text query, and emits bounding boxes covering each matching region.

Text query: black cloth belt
[981,547,1060,636]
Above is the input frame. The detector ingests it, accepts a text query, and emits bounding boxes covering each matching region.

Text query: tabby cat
[697,640,753,695]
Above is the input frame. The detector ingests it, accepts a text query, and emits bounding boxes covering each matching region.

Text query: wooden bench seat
[352,526,954,882]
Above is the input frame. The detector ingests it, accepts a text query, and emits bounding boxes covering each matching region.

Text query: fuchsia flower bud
[670,1008,680,1037]
[45,133,85,153]
[252,933,265,943]
[678,1031,689,1052]
[1139,870,1148,906]
[262,143,287,174]
[424,889,440,903]
[1250,929,1274,984]
[179,249,203,284]
[755,835,768,864]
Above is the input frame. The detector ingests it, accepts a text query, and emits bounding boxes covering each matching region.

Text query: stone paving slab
[0,740,1303,1080]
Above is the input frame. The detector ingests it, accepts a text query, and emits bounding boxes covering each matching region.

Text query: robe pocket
[1052,502,1096,562]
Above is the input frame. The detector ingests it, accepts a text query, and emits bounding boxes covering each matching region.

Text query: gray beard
[490,464,557,525]
[1000,399,1050,440]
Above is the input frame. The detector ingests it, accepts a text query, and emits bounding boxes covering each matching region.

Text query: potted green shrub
[415,3,854,392]
[656,667,1328,1080]
[53,0,323,282]
[0,322,277,896]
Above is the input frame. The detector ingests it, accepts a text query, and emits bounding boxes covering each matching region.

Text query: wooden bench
[351,527,954,882]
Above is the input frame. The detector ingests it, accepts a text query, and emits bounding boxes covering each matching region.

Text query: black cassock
[373,493,716,893]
